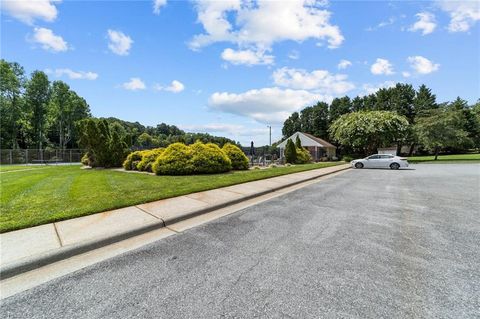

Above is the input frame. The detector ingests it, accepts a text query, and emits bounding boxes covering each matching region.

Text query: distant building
[277,132,337,161]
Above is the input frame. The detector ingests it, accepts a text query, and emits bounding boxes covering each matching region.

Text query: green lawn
[407,153,480,163]
[0,162,342,233]
[0,164,52,172]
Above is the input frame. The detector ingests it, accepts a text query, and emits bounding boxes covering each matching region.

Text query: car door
[377,154,392,168]
[365,155,380,168]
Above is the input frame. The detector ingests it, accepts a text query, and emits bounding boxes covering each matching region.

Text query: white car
[351,154,409,170]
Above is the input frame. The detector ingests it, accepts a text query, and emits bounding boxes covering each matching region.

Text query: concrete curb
[0,164,350,279]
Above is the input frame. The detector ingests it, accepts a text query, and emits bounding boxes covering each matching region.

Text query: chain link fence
[0,149,86,165]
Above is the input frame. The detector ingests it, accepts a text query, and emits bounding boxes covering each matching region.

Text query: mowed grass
[0,164,53,172]
[407,153,480,163]
[0,162,342,233]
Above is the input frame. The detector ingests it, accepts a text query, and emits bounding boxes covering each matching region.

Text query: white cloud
[361,81,396,96]
[31,27,68,52]
[409,12,437,35]
[287,50,300,60]
[402,71,411,78]
[337,59,352,69]
[370,58,394,75]
[407,56,440,74]
[366,17,396,31]
[189,0,344,56]
[47,68,98,80]
[221,48,274,66]
[153,80,185,93]
[107,29,133,56]
[272,67,355,94]
[438,0,480,32]
[1,0,60,24]
[209,87,330,124]
[153,0,167,14]
[122,78,146,91]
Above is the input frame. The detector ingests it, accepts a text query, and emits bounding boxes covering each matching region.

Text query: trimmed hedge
[152,143,193,175]
[222,143,249,170]
[190,142,232,174]
[137,148,164,172]
[122,150,146,170]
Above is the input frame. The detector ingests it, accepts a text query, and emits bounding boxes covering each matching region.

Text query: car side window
[368,155,380,159]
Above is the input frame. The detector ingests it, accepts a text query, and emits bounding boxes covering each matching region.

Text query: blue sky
[1,0,479,145]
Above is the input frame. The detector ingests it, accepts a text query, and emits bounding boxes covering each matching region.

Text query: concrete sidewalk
[0,164,350,278]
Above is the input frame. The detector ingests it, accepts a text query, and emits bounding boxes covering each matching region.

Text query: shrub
[190,142,231,174]
[295,135,302,148]
[122,150,145,170]
[284,139,297,164]
[137,148,164,172]
[342,155,353,162]
[77,118,129,168]
[152,143,193,175]
[269,164,277,168]
[222,143,249,170]
[81,152,94,167]
[295,147,312,164]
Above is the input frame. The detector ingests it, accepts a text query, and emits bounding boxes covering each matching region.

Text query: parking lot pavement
[2,164,479,318]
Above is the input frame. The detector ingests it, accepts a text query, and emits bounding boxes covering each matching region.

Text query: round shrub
[222,143,249,170]
[190,142,231,174]
[152,143,193,175]
[122,150,145,170]
[295,147,312,164]
[137,148,164,172]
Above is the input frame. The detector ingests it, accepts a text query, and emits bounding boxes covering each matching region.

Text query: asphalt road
[2,164,479,318]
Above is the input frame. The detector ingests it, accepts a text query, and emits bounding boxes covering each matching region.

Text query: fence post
[9,150,12,164]
[70,150,72,163]
[26,149,28,164]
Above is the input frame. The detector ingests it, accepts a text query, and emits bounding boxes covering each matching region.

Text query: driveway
[2,164,479,318]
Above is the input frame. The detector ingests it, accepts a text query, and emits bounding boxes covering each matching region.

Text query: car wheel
[355,162,364,169]
[390,163,400,170]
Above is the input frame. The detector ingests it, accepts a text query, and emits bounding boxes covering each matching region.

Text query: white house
[277,132,337,161]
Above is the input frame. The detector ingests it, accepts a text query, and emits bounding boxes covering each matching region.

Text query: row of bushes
[122,142,249,175]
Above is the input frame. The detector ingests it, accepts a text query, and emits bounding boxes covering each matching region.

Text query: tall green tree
[0,60,26,149]
[414,108,472,160]
[284,139,297,164]
[282,112,301,137]
[329,111,410,155]
[414,84,437,117]
[25,71,50,150]
[329,96,351,125]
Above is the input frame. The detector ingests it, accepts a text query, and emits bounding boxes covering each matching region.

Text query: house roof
[277,132,336,149]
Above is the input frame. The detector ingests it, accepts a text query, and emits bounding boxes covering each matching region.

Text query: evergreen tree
[295,135,302,148]
[414,84,437,117]
[284,139,297,164]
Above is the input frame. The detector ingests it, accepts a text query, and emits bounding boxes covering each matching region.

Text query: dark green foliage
[222,143,249,170]
[77,118,128,168]
[284,139,297,164]
[414,108,472,159]
[282,112,301,137]
[295,135,302,148]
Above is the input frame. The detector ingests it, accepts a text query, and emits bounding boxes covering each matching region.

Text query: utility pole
[267,125,272,146]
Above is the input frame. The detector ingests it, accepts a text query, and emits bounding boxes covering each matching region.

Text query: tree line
[0,60,239,152]
[282,83,480,156]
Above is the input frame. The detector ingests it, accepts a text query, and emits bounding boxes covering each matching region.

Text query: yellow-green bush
[190,142,231,174]
[122,150,146,170]
[152,143,193,175]
[136,148,164,172]
[222,143,249,170]
[295,147,312,164]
